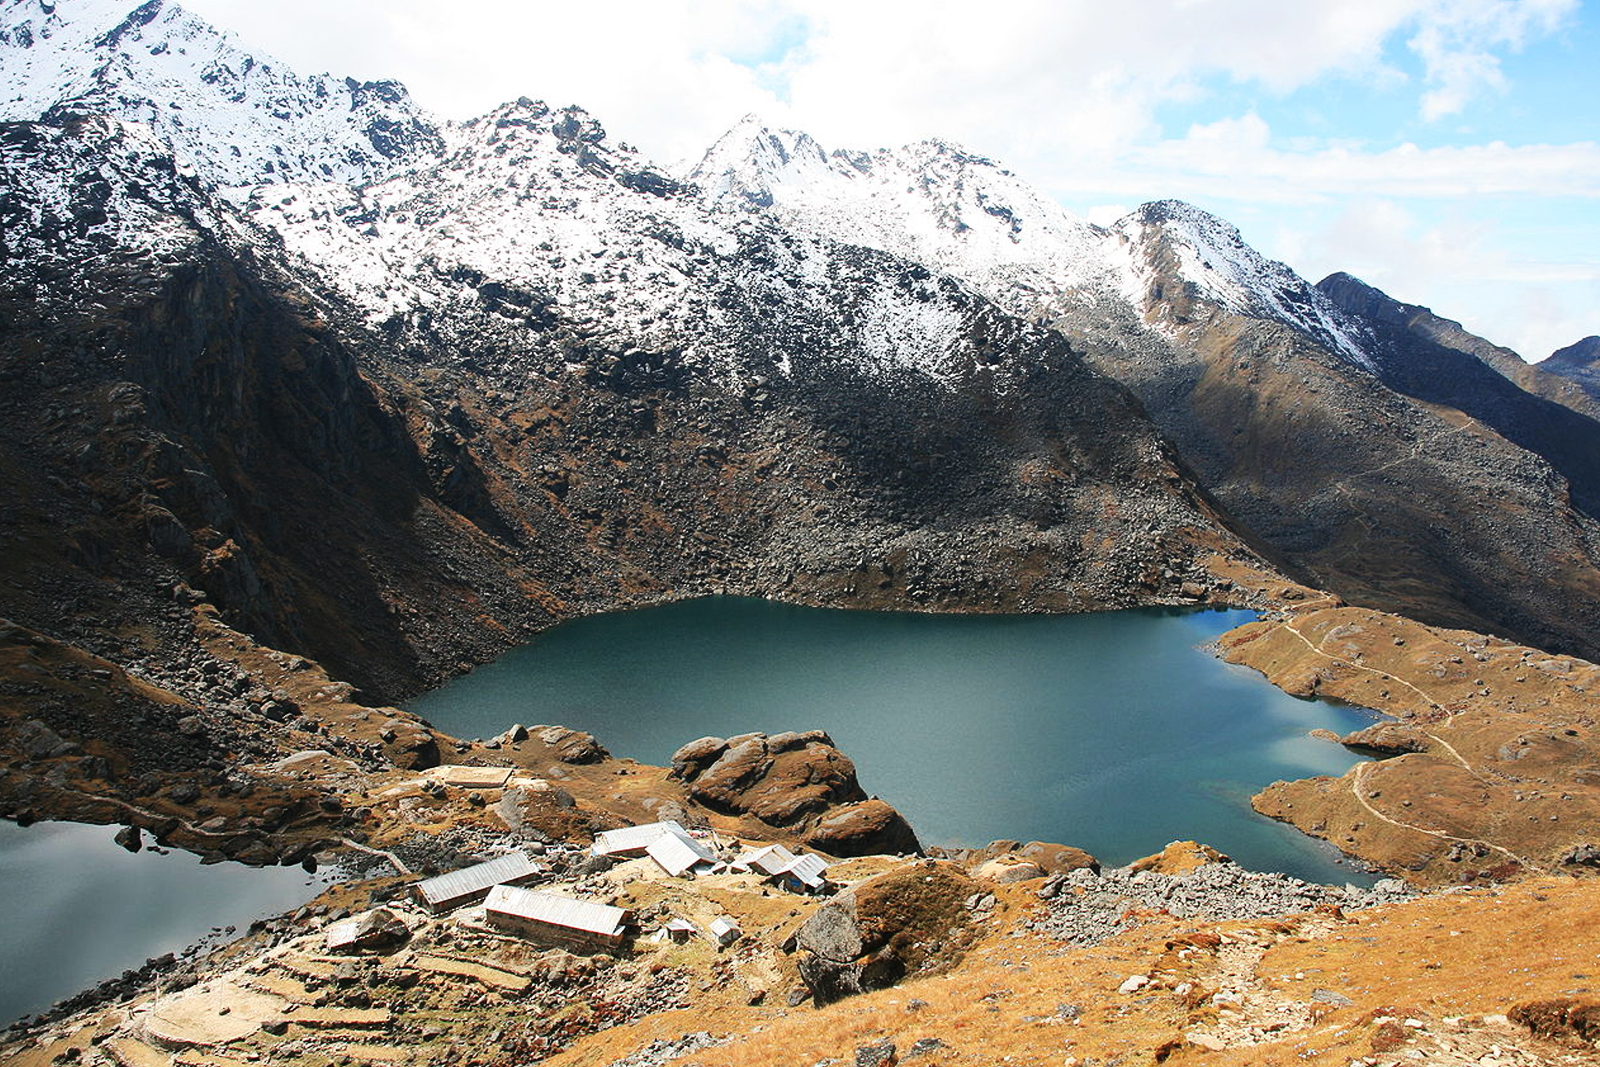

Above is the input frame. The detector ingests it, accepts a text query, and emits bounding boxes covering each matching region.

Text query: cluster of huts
[589,820,833,894]
[395,820,832,956]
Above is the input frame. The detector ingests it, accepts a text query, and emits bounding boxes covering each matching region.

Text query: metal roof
[646,831,718,877]
[777,852,830,888]
[709,916,741,944]
[734,844,796,876]
[416,852,539,907]
[591,820,688,857]
[484,885,629,937]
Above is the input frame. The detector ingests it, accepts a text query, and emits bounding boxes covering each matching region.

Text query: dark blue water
[0,821,325,1025]
[410,598,1379,883]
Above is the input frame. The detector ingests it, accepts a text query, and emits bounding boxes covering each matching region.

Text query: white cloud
[1060,114,1600,205]
[1408,0,1578,120]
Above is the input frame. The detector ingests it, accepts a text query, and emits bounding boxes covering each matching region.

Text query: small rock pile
[605,1030,723,1067]
[1029,862,1411,946]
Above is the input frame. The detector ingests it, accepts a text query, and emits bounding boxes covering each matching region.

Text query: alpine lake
[410,597,1381,884]
[0,598,1383,1027]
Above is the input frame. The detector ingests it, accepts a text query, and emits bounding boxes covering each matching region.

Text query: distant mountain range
[3,0,1599,705]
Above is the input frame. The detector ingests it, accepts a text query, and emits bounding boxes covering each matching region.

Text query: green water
[410,598,1379,884]
[0,821,324,1025]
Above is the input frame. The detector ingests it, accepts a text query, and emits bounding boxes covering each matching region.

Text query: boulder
[380,718,441,771]
[794,861,976,1005]
[973,840,1098,876]
[537,726,608,764]
[1559,842,1600,868]
[974,859,1047,884]
[326,907,411,955]
[804,799,921,857]
[670,736,728,780]
[688,737,776,810]
[114,825,142,853]
[855,1038,898,1067]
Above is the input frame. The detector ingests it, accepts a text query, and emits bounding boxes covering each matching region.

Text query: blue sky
[185,0,1598,360]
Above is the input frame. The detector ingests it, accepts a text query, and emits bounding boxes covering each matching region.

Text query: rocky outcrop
[1339,722,1428,758]
[1127,840,1228,875]
[803,800,921,857]
[670,732,920,856]
[957,838,1099,879]
[793,861,978,1004]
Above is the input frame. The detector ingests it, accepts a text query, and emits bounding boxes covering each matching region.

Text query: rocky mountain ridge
[692,118,1600,659]
[0,0,442,191]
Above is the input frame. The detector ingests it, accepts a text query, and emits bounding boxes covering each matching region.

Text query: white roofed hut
[708,916,742,948]
[733,844,797,877]
[646,831,719,878]
[773,852,831,894]
[483,885,634,954]
[591,820,690,858]
[414,852,541,913]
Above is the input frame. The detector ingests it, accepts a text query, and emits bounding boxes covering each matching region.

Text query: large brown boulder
[1340,722,1429,757]
[1129,840,1229,875]
[535,725,608,764]
[973,839,1098,876]
[379,716,441,771]
[803,799,920,857]
[670,731,920,856]
[793,861,977,1004]
[669,735,728,779]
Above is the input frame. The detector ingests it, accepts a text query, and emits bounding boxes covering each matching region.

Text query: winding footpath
[1274,617,1546,873]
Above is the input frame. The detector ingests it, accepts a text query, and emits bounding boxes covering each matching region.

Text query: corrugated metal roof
[484,885,628,937]
[417,852,539,907]
[709,916,741,944]
[647,832,718,877]
[591,820,687,856]
[777,852,830,888]
[735,844,796,876]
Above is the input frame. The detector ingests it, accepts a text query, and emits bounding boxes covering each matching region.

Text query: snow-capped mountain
[3,0,1600,670]
[0,0,441,192]
[689,119,1378,371]
[248,100,1086,393]
[689,117,1600,656]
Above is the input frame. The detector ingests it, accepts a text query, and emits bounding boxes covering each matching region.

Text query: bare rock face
[794,860,977,1005]
[1340,723,1429,757]
[971,839,1099,876]
[803,799,921,856]
[669,736,729,780]
[535,726,608,764]
[671,731,919,855]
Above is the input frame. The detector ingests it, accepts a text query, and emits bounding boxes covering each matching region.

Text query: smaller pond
[410,598,1381,884]
[0,820,327,1026]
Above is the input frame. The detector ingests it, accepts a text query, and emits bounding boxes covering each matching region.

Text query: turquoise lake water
[0,821,324,1025]
[410,598,1379,883]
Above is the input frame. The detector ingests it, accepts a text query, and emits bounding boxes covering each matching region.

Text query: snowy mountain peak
[0,0,443,192]
[689,118,1111,300]
[1112,199,1378,369]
